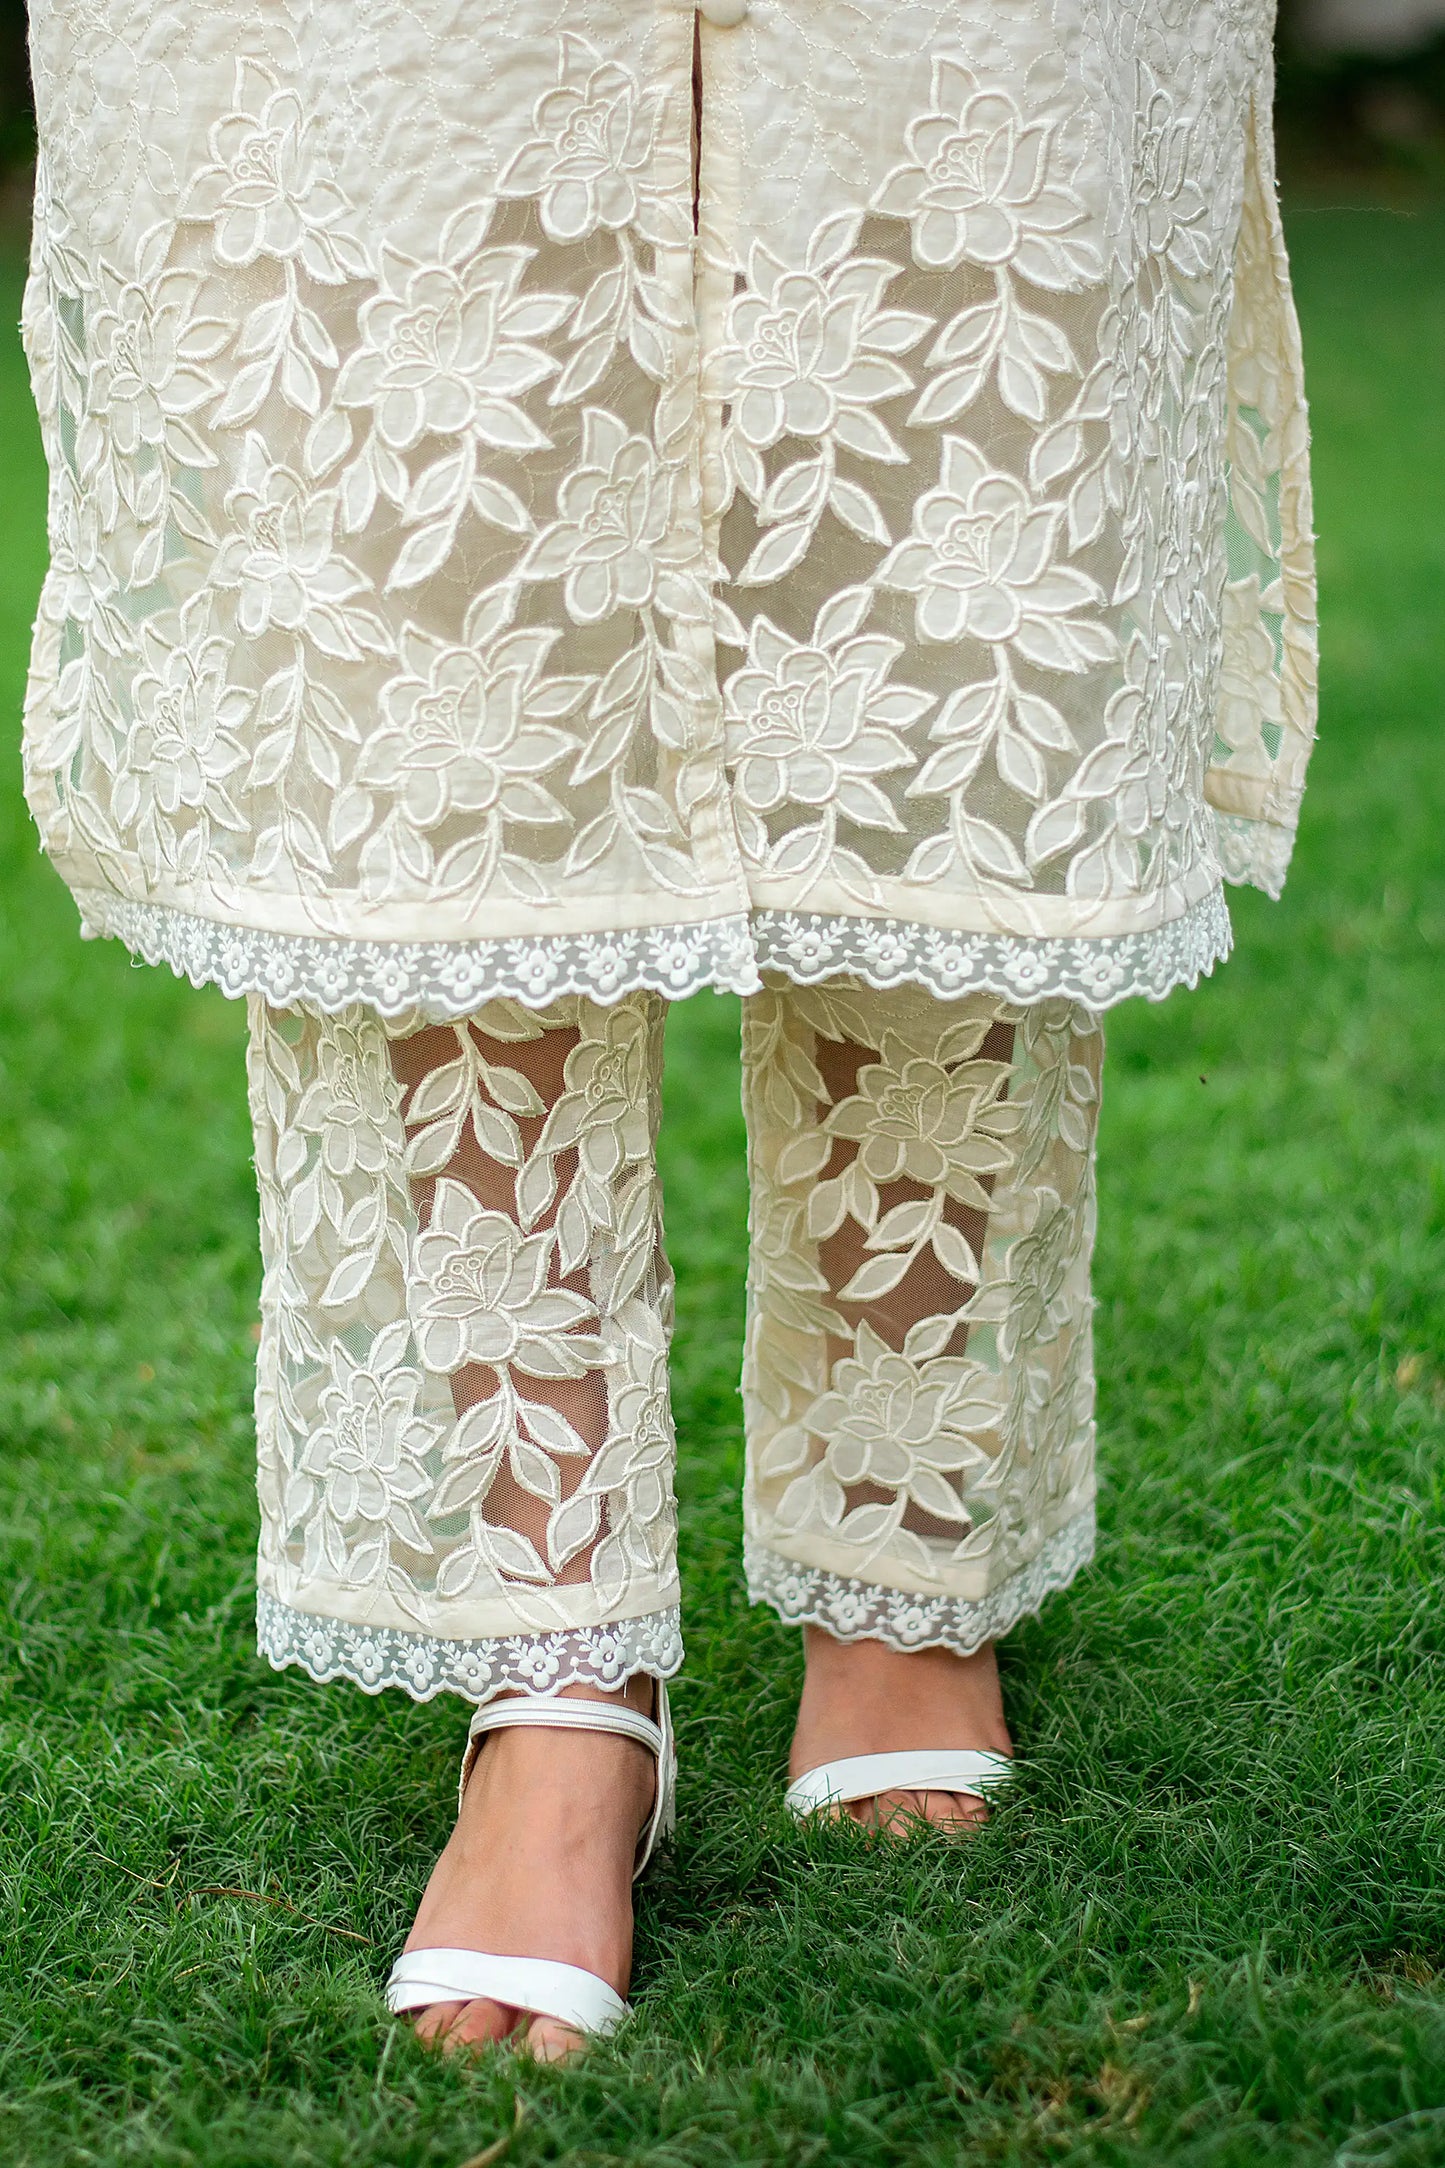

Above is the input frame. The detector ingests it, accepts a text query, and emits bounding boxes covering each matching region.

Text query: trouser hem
[742,1506,1096,1655]
[255,1590,684,1707]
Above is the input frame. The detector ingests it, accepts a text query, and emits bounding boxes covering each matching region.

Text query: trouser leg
[247,991,682,1704]
[740,979,1103,1650]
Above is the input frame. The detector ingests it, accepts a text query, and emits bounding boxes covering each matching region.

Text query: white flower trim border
[80,893,764,1014]
[256,1509,1093,1705]
[256,1589,684,1707]
[1212,809,1293,903]
[78,887,1231,1017]
[752,894,1230,1009]
[744,1505,1096,1657]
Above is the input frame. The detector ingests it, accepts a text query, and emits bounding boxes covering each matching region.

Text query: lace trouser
[249,982,1103,1705]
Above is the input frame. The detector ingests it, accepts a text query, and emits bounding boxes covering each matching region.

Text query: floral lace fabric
[740,981,1100,1625]
[248,979,1101,1702]
[23,0,1314,1020]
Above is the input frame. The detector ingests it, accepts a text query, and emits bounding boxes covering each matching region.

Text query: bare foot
[402,1677,657,2061]
[789,1627,1012,1835]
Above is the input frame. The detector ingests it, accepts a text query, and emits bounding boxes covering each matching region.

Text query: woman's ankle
[791,1627,1012,1769]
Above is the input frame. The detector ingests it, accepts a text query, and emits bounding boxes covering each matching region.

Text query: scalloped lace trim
[79,893,762,1015]
[256,1590,684,1706]
[744,1506,1096,1656]
[77,886,1230,1017]
[752,894,1231,1008]
[1211,809,1293,903]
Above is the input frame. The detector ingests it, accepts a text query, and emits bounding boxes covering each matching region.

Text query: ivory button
[699,0,749,25]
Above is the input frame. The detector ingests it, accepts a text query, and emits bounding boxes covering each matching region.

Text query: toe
[524,2014,590,2062]
[425,1997,519,2052]
[846,1787,923,1832]
[410,1998,468,2044]
[918,1787,988,1830]
[848,1788,989,1834]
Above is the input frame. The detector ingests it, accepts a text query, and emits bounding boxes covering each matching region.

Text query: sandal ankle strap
[458,1683,676,1878]
[466,1694,664,1759]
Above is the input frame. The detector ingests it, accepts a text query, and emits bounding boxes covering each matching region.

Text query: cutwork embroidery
[247,980,1101,1680]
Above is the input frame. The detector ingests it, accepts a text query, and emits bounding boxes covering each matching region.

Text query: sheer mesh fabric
[813,1012,1017,1546]
[251,982,1102,1703]
[389,1016,628,1601]
[250,991,685,1704]
[740,984,1102,1648]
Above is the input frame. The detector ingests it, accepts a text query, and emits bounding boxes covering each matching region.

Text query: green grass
[1,199,1444,2167]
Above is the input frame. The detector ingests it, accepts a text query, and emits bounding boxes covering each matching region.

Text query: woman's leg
[740,981,1103,1829]
[246,991,679,2051]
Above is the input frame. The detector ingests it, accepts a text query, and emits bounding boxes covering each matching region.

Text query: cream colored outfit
[250,984,1101,1698]
[20,0,1315,1694]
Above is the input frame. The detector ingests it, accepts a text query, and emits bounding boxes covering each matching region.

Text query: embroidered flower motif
[112,629,249,841]
[362,626,582,837]
[78,276,217,477]
[300,1622,336,1675]
[1215,576,1282,771]
[292,1014,402,1178]
[537,1000,656,1181]
[779,1326,995,1536]
[718,245,924,461]
[336,245,569,453]
[772,916,836,975]
[214,439,386,656]
[369,951,415,1008]
[511,1640,565,1691]
[402,1642,439,1693]
[518,408,683,624]
[880,436,1105,662]
[579,937,640,999]
[183,64,365,280]
[451,1644,500,1697]
[498,36,669,243]
[724,600,929,831]
[826,1029,1016,1198]
[409,1178,598,1375]
[585,1334,678,1589]
[1132,80,1211,275]
[873,59,1096,288]
[1001,943,1053,995]
[862,928,912,977]
[349,1635,388,1686]
[297,1337,442,1554]
[1000,1190,1079,1356]
[825,1584,873,1635]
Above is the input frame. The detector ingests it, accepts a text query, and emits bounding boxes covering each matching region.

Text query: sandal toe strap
[386,1949,629,2036]
[785,1749,1014,1818]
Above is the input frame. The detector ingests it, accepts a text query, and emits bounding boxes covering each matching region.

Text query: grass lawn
[1,195,1444,2168]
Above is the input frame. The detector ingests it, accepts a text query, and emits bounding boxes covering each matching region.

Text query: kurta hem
[77,883,1232,1015]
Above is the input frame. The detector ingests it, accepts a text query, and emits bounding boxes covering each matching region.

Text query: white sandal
[784,1748,1013,1822]
[385,1686,676,2041]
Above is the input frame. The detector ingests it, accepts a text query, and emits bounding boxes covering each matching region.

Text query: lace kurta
[21,0,1316,1018]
